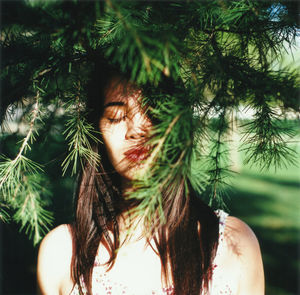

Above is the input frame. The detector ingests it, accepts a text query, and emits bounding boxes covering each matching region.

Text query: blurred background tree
[0,1,299,294]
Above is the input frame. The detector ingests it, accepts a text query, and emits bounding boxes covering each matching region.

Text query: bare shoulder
[224,216,265,295]
[38,224,73,265]
[37,224,73,295]
[224,216,260,254]
[40,224,72,247]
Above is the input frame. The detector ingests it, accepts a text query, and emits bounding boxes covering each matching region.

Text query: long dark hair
[71,57,219,295]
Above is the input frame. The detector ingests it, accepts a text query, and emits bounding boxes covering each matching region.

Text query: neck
[119,178,155,243]
[121,178,133,195]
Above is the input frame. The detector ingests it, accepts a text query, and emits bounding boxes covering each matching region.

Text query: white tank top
[70,210,233,295]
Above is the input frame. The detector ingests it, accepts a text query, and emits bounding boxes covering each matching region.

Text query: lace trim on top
[214,209,228,258]
[70,210,229,295]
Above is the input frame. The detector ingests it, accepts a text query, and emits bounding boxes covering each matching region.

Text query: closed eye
[108,116,126,123]
[104,105,127,123]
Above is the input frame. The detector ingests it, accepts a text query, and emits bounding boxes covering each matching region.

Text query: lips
[124,146,150,162]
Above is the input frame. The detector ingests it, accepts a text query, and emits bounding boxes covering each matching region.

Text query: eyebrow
[103,101,125,108]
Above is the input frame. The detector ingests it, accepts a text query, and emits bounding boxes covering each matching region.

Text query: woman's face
[99,77,152,181]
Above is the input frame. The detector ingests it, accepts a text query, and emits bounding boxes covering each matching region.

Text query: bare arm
[37,224,73,295]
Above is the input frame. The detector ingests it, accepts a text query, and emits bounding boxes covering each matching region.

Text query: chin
[118,164,147,182]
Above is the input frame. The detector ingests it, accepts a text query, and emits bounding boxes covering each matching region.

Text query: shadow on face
[99,77,153,181]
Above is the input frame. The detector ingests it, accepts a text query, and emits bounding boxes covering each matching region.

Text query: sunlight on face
[99,77,152,181]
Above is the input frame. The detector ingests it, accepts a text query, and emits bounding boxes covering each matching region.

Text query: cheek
[100,121,126,157]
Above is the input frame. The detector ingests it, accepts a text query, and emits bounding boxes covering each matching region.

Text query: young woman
[37,62,264,295]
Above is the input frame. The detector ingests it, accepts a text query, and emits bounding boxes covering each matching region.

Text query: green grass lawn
[225,140,300,295]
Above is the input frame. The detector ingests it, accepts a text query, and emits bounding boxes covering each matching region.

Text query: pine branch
[12,174,53,246]
[0,91,42,193]
[105,0,152,73]
[62,81,101,176]
[127,96,196,225]
[141,113,181,174]
[0,88,53,244]
[241,101,297,170]
[95,1,180,84]
[205,109,232,206]
[0,203,10,223]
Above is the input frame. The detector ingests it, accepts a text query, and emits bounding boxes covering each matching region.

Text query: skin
[99,77,152,182]
[37,79,265,295]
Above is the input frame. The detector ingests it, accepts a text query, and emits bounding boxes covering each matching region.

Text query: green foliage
[241,104,298,170]
[128,95,196,224]
[206,112,233,204]
[62,115,101,176]
[61,81,101,176]
[0,0,299,244]
[12,174,53,246]
[94,0,181,85]
[0,92,54,245]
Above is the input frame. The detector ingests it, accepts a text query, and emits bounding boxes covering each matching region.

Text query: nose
[125,111,150,140]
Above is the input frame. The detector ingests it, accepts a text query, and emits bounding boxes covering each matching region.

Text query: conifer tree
[0,0,299,245]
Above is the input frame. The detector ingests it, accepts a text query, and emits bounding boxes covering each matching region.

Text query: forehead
[104,77,142,105]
